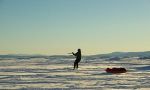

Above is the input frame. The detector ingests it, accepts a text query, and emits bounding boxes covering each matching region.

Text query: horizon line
[0,50,150,56]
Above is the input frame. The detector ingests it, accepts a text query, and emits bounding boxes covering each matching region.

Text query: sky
[0,0,150,55]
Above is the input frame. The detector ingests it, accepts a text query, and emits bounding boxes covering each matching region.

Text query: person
[72,49,81,70]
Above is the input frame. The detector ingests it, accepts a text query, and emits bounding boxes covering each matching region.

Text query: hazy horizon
[1,0,150,55]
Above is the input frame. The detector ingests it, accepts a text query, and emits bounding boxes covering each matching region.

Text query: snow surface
[0,56,150,90]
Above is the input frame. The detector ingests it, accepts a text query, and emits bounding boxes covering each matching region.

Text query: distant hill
[0,54,73,59]
[1,51,150,59]
[92,51,150,59]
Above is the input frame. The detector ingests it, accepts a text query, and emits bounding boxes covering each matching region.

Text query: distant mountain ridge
[94,51,150,58]
[1,51,150,59]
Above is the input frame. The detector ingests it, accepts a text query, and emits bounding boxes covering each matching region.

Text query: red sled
[106,68,127,73]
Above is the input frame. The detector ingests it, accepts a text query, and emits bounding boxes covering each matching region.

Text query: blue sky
[0,0,150,55]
